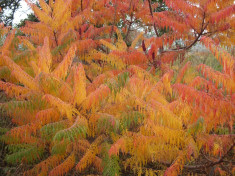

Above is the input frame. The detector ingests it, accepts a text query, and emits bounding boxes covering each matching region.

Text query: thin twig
[124,15,133,43]
[161,142,235,170]
[161,12,209,53]
[53,31,63,57]
[86,74,92,83]
[81,0,83,11]
[110,0,117,39]
[147,0,160,37]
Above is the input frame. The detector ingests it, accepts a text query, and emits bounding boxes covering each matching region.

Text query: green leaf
[101,143,121,176]
[5,145,44,164]
[53,123,87,142]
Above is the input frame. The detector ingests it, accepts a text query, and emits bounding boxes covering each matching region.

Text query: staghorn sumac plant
[0,0,234,176]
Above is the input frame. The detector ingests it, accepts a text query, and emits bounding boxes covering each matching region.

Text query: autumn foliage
[0,0,234,175]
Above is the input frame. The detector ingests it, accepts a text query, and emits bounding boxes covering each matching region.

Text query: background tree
[0,0,21,26]
[0,0,48,27]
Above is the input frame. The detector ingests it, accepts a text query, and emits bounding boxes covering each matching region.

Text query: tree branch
[147,0,160,37]
[81,0,83,11]
[161,12,209,53]
[124,15,133,43]
[160,142,234,171]
[185,142,234,170]
[86,74,92,83]
[53,31,63,58]
[110,0,117,38]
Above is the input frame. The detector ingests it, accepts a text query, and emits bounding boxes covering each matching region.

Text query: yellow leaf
[38,37,52,73]
[43,94,76,121]
[100,39,117,51]
[73,63,86,106]
[39,0,52,15]
[2,56,39,91]
[52,45,77,80]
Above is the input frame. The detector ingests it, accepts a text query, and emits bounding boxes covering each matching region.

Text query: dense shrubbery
[0,0,234,175]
